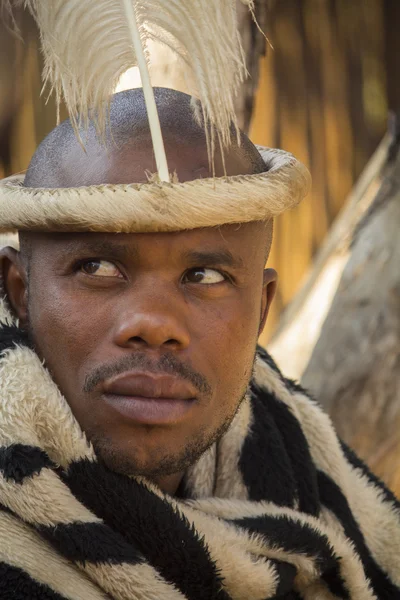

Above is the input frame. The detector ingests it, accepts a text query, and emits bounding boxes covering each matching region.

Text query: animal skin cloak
[0,299,399,600]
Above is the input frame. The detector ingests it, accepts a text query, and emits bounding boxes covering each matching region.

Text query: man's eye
[184,268,226,284]
[80,260,123,278]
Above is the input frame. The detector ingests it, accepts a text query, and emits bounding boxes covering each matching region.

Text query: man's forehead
[22,223,268,260]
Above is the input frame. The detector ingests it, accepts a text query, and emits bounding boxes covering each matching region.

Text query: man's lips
[103,373,195,400]
[102,373,196,425]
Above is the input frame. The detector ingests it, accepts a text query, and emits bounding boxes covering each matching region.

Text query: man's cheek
[197,309,258,376]
[215,308,259,347]
[29,295,99,365]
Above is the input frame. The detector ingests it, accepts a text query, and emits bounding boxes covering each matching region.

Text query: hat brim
[0,147,310,234]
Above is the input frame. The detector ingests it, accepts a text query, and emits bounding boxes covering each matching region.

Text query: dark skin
[1,141,276,495]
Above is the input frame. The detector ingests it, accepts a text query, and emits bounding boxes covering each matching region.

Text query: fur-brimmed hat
[0,1,311,235]
[0,146,310,234]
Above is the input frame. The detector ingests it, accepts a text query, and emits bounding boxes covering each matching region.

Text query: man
[0,88,399,599]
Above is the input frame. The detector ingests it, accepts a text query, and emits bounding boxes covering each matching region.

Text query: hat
[0,0,311,235]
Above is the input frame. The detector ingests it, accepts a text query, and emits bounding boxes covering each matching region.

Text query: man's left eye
[184,268,226,284]
[80,260,123,278]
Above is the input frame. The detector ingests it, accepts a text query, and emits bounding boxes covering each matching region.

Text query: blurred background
[1,0,399,492]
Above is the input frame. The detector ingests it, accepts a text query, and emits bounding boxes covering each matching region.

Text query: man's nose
[112,293,191,351]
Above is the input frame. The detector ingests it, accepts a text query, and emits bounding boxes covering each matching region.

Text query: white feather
[22,0,251,175]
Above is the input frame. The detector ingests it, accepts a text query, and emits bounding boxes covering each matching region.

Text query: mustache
[83,352,212,396]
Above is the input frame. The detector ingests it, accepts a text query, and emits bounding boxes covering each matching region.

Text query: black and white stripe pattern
[1,301,400,599]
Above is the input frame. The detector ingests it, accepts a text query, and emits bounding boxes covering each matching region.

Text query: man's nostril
[130,336,145,344]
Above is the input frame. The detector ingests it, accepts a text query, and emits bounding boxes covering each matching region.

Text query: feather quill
[121,0,169,181]
[18,1,255,179]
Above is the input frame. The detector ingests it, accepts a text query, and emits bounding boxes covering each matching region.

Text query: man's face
[4,223,275,486]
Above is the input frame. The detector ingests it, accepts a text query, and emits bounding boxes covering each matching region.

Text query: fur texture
[1,302,399,599]
[0,147,310,234]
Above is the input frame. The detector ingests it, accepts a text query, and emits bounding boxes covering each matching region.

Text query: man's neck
[153,472,184,496]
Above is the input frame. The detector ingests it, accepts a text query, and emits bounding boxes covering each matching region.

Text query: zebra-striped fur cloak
[0,298,399,600]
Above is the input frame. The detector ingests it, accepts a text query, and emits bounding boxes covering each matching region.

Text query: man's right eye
[80,259,123,278]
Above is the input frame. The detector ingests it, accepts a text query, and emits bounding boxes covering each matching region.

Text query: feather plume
[20,0,254,178]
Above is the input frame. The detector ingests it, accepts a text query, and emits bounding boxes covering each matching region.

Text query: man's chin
[85,401,244,484]
[90,428,213,481]
[96,445,197,480]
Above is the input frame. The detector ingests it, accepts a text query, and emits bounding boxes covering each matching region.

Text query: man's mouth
[102,372,196,425]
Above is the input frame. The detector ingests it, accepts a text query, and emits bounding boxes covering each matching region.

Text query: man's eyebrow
[183,249,244,269]
[59,239,138,261]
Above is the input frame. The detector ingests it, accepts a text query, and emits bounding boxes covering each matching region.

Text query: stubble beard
[90,389,249,482]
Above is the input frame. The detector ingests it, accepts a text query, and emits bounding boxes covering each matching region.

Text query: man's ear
[259,268,277,336]
[0,247,29,323]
